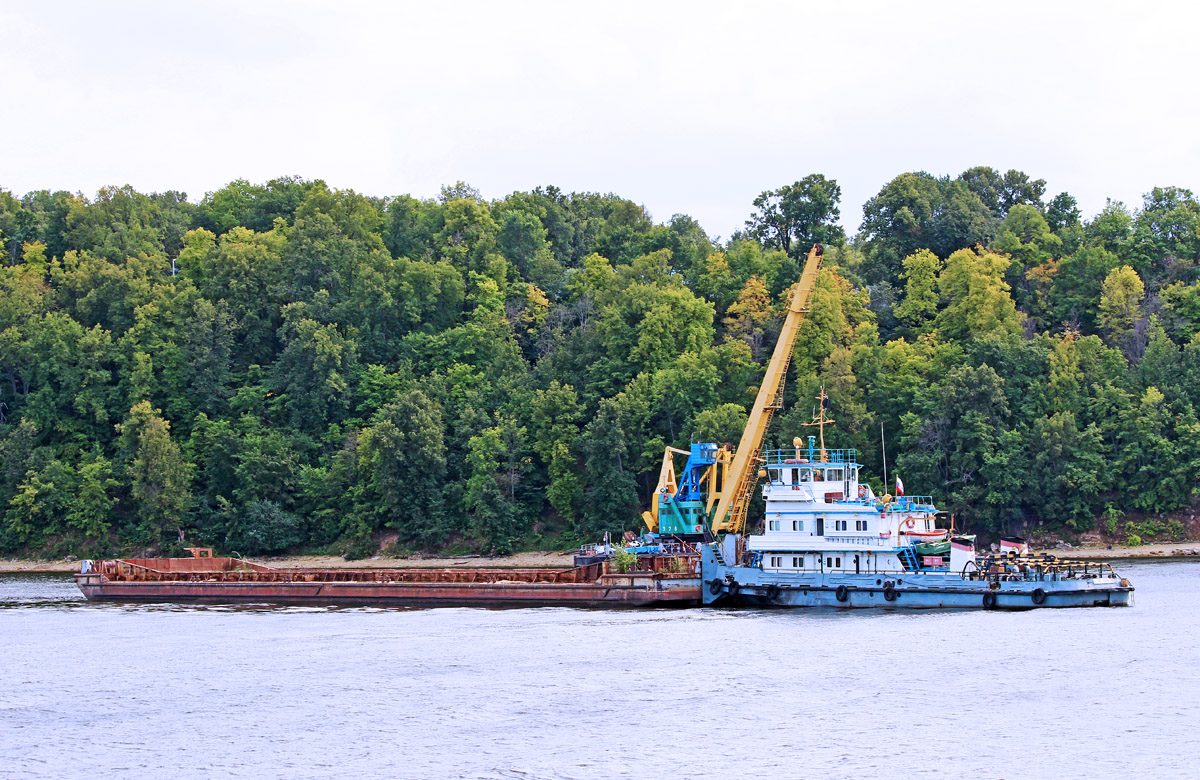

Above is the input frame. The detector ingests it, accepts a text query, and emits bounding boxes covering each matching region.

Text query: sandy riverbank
[1030,541,1200,560]
[3,542,1198,574]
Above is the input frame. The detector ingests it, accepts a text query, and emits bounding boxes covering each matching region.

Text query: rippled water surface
[1,560,1197,779]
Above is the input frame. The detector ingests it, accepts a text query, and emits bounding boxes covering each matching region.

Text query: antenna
[881,421,887,498]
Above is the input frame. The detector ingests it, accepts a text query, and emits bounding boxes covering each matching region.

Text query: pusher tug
[698,398,1134,609]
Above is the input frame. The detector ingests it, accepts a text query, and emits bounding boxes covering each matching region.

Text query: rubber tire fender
[883,583,897,602]
[708,579,723,596]
[835,584,849,603]
[1031,587,1047,605]
[765,584,782,601]
[983,591,998,609]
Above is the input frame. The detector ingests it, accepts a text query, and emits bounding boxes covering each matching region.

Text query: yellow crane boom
[709,243,825,535]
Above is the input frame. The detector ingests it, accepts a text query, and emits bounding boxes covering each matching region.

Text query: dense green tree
[934,248,1021,343]
[744,175,845,256]
[272,308,357,432]
[357,390,448,545]
[894,249,942,330]
[579,398,638,537]
[859,172,943,284]
[117,401,193,546]
[199,176,318,234]
[1097,265,1145,352]
[464,417,528,553]
[1129,186,1200,283]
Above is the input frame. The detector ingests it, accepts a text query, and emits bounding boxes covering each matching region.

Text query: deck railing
[764,448,858,465]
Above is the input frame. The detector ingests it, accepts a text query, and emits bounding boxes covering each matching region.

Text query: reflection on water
[1,560,1197,780]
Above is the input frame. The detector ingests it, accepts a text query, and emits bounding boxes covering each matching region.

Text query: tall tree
[744,174,845,256]
[117,401,193,546]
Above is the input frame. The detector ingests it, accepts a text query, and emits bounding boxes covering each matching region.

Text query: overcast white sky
[1,0,1196,240]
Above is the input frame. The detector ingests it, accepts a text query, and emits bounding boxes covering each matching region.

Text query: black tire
[883,585,897,602]
[983,591,998,609]
[766,585,781,601]
[1031,588,1047,605]
[835,585,849,603]
[728,582,740,597]
[708,579,723,595]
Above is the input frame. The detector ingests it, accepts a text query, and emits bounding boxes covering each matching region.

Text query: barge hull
[75,581,701,607]
[74,556,702,608]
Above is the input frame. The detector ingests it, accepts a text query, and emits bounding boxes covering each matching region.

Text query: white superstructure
[746,441,946,575]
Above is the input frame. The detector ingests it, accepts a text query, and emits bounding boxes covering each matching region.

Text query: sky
[1,0,1197,241]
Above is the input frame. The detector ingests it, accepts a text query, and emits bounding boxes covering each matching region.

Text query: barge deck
[74,552,702,608]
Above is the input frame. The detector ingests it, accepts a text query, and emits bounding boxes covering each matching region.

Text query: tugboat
[700,392,1135,609]
[638,243,1134,610]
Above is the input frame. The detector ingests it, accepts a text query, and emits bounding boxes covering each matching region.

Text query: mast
[803,386,835,462]
[709,244,825,535]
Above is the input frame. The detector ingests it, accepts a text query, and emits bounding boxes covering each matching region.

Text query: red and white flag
[895,475,905,496]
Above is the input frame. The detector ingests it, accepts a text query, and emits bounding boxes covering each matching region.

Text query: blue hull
[701,548,1134,610]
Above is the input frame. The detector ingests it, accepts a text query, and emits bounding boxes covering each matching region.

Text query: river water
[1,559,1196,780]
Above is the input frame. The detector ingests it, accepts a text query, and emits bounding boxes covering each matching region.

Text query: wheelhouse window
[767,468,782,484]
[813,469,825,482]
[828,468,843,482]
[799,469,812,482]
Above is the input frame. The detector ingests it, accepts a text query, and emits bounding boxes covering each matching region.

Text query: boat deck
[74,556,703,608]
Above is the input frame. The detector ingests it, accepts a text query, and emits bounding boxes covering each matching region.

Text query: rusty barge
[74,548,702,608]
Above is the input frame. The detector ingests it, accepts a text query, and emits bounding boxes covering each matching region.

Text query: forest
[1,168,1198,558]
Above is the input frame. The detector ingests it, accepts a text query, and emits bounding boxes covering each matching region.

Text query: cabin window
[792,556,802,568]
[835,557,842,568]
[770,556,782,568]
[826,557,832,568]
[792,520,804,531]
[855,520,868,531]
[834,519,848,531]
[768,520,780,531]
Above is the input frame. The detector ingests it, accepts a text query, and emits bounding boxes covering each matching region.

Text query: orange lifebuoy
[904,518,916,529]
[857,485,867,499]
[694,524,702,533]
